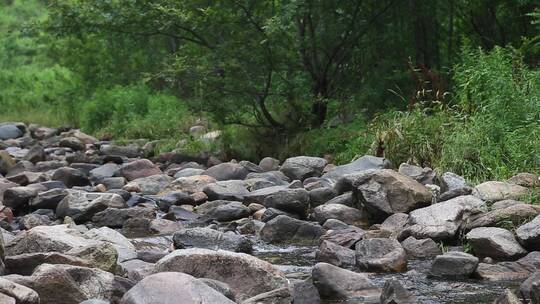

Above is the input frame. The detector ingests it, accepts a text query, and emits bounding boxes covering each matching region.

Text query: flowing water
[251,242,520,304]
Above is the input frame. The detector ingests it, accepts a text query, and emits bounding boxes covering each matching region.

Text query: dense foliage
[1,0,540,180]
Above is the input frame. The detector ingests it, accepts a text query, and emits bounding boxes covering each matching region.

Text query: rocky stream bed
[0,122,539,304]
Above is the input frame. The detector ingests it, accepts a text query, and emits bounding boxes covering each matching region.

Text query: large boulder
[322,155,391,183]
[516,215,540,251]
[311,262,380,302]
[355,238,407,273]
[429,251,479,278]
[120,272,236,304]
[466,227,527,260]
[119,159,162,181]
[312,204,366,226]
[154,249,288,301]
[260,215,324,245]
[280,156,327,181]
[202,163,249,181]
[350,169,432,220]
[56,190,126,223]
[403,195,486,241]
[172,228,252,253]
[473,181,528,202]
[7,263,115,304]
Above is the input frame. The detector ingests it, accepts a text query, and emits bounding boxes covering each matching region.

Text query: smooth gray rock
[403,195,486,241]
[473,181,528,202]
[154,249,288,301]
[203,201,250,222]
[401,236,442,259]
[311,262,380,302]
[56,190,126,223]
[202,163,249,181]
[350,169,432,220]
[355,238,407,273]
[315,240,356,268]
[516,215,540,251]
[323,155,391,183]
[262,188,310,217]
[380,278,418,304]
[280,156,327,181]
[173,227,252,253]
[260,215,324,245]
[0,125,23,140]
[312,203,366,226]
[429,252,479,278]
[440,172,468,193]
[203,180,249,201]
[466,227,527,260]
[398,163,437,185]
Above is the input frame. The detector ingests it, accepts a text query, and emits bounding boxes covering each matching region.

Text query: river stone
[246,171,289,185]
[473,181,528,202]
[262,188,310,217]
[308,187,337,207]
[492,200,524,210]
[398,163,437,185]
[56,190,126,223]
[123,174,173,195]
[429,252,479,278]
[380,213,409,235]
[260,215,324,245]
[119,159,162,181]
[84,227,137,262]
[401,236,441,259]
[173,168,205,178]
[241,287,292,304]
[320,227,365,248]
[312,262,380,302]
[403,195,486,241]
[312,204,367,226]
[0,277,39,304]
[0,125,23,140]
[118,259,154,282]
[8,263,115,304]
[260,207,299,222]
[90,163,121,181]
[202,162,249,181]
[160,175,217,194]
[203,180,249,201]
[508,173,540,188]
[52,167,91,188]
[475,252,540,281]
[351,169,432,220]
[259,157,280,172]
[380,277,418,304]
[2,186,39,210]
[322,155,391,183]
[322,219,350,230]
[466,227,527,260]
[5,224,101,256]
[120,272,235,304]
[519,271,540,300]
[466,204,540,230]
[315,240,356,268]
[516,215,540,251]
[173,227,252,253]
[355,238,407,273]
[280,156,327,181]
[29,188,68,210]
[493,289,522,304]
[532,281,540,304]
[154,248,288,301]
[440,172,468,192]
[91,206,156,228]
[203,201,250,222]
[0,151,16,175]
[59,136,85,151]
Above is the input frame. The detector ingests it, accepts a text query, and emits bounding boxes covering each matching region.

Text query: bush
[81,84,196,140]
